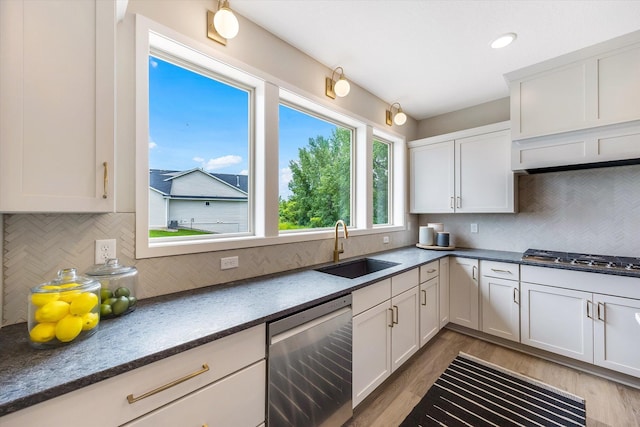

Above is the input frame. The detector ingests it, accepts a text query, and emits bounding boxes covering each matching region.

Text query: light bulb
[394,111,407,126]
[334,78,350,97]
[214,7,239,39]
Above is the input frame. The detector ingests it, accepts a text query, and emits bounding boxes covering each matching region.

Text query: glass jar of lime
[85,259,138,318]
[28,268,101,348]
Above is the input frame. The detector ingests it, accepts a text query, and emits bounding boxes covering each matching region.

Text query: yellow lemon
[58,282,81,289]
[70,292,98,315]
[41,285,62,290]
[29,322,57,343]
[35,300,70,323]
[59,290,82,303]
[55,315,83,342]
[31,292,60,307]
[81,312,99,331]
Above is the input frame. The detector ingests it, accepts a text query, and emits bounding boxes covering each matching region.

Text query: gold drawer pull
[126,363,210,404]
[427,269,437,273]
[102,161,109,199]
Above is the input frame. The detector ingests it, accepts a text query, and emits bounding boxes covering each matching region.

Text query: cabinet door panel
[594,294,640,377]
[480,276,519,342]
[439,257,450,328]
[598,46,640,122]
[456,130,514,213]
[409,141,454,213]
[352,301,391,407]
[449,258,479,330]
[419,277,439,346]
[521,283,593,363]
[391,287,419,371]
[517,63,588,137]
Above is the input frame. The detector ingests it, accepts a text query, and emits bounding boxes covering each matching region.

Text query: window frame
[372,137,393,227]
[135,16,406,259]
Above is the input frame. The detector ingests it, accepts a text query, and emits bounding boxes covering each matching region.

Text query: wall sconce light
[325,67,351,99]
[207,0,239,46]
[386,102,407,126]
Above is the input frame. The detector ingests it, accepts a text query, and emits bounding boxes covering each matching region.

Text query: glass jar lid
[85,258,137,277]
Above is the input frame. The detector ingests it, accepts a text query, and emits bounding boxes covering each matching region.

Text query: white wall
[417,97,509,138]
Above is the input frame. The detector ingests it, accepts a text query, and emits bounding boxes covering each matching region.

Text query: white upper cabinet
[0,0,116,212]
[409,121,515,214]
[506,30,640,171]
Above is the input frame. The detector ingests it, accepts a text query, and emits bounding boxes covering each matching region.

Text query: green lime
[100,303,113,317]
[104,297,118,306]
[127,296,137,308]
[112,296,130,316]
[100,288,113,301]
[114,287,131,298]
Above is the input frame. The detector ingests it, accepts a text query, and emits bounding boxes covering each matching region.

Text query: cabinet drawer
[1,324,266,427]
[392,268,419,296]
[123,360,266,427]
[352,279,391,316]
[481,260,519,280]
[420,261,439,283]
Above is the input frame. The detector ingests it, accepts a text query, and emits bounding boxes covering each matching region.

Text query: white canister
[427,223,444,233]
[419,226,435,245]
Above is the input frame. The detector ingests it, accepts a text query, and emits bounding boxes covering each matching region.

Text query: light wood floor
[345,329,640,427]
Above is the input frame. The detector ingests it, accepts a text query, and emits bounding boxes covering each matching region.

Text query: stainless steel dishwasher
[268,295,352,427]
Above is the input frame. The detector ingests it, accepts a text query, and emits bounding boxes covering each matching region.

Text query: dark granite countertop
[0,246,637,417]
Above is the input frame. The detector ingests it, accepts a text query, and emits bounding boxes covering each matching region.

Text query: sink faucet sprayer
[333,220,349,263]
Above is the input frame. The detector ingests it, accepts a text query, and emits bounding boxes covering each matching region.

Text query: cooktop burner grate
[522,249,640,272]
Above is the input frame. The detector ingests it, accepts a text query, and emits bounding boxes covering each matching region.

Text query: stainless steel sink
[316,258,400,279]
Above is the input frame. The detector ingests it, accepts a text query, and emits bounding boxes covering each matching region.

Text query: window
[135,17,406,259]
[373,138,391,225]
[278,104,353,231]
[147,55,251,238]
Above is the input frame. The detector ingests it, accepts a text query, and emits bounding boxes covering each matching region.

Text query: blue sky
[148,56,336,199]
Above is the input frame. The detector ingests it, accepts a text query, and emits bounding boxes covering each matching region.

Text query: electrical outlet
[95,239,116,264]
[383,236,390,244]
[221,256,239,270]
[471,223,479,233]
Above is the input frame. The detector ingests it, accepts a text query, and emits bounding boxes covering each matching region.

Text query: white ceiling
[231,0,640,121]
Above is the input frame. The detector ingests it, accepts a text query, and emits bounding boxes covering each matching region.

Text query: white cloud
[150,59,158,68]
[149,141,157,149]
[280,167,292,199]
[239,169,248,175]
[196,155,242,171]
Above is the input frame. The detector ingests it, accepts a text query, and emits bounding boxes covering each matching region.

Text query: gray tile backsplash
[421,164,640,257]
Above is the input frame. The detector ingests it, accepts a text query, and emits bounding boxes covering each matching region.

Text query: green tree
[372,140,389,224]
[280,128,351,228]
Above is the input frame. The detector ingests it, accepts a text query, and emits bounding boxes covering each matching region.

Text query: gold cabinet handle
[126,363,210,404]
[102,161,109,199]
[393,305,399,325]
[427,269,437,274]
[388,308,394,328]
[491,268,512,274]
[421,289,427,306]
[450,196,454,209]
[597,302,605,321]
[456,196,461,208]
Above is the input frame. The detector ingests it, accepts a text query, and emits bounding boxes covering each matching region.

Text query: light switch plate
[470,223,479,233]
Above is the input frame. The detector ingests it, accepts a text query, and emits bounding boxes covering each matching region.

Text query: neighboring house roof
[150,169,248,199]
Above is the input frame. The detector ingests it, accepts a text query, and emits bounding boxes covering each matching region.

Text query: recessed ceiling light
[490,32,517,49]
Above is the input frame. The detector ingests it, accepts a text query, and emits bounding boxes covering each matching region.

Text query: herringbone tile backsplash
[422,164,640,256]
[2,164,640,325]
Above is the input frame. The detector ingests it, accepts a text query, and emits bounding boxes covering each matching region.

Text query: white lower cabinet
[419,261,440,346]
[1,325,266,427]
[439,257,450,328]
[520,282,593,363]
[449,257,479,330]
[521,265,640,379]
[594,294,640,378]
[352,269,419,407]
[123,360,265,427]
[480,261,520,342]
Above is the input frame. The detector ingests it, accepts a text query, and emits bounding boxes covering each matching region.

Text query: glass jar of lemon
[28,268,101,348]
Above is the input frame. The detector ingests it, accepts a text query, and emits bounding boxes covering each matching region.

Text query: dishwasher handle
[270,306,351,345]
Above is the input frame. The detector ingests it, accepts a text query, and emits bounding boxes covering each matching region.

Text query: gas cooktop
[522,249,640,273]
